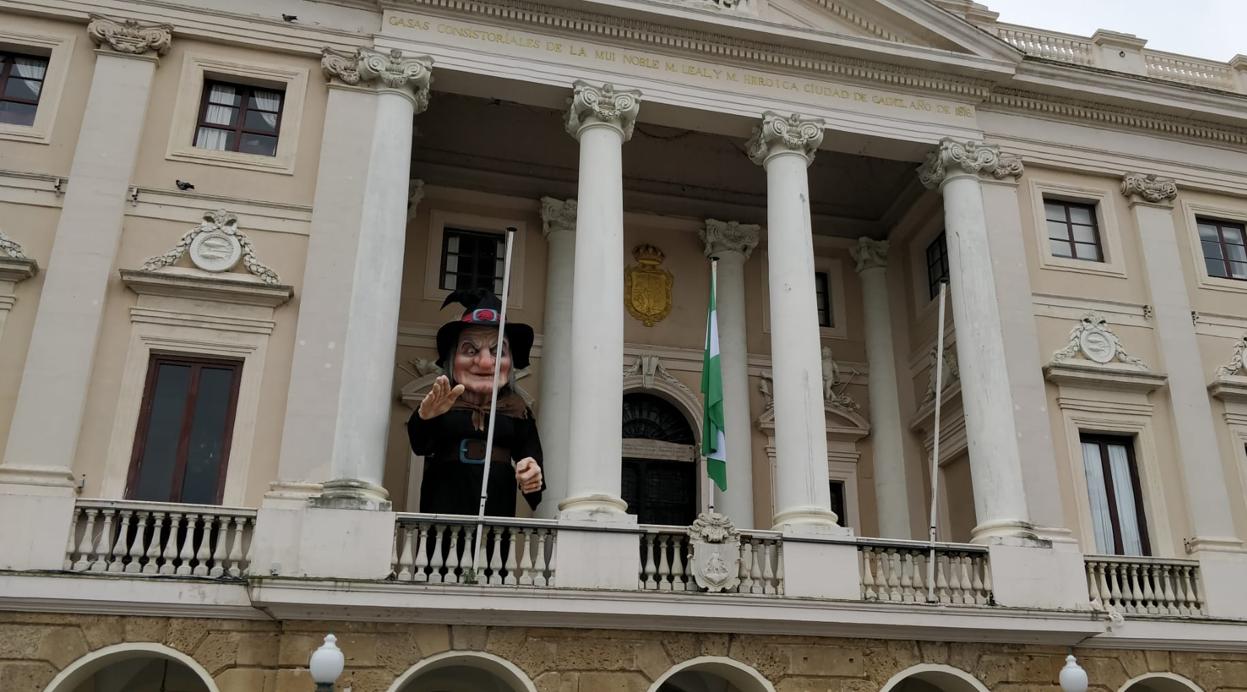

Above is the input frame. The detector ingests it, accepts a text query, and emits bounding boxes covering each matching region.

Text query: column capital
[1121,173,1178,207]
[746,112,824,166]
[700,219,760,259]
[87,15,172,58]
[565,81,641,141]
[540,197,578,237]
[321,48,433,112]
[917,138,1023,189]
[850,237,889,272]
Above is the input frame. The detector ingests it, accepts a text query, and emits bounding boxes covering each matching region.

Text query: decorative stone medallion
[189,229,242,272]
[687,511,741,593]
[1051,312,1147,369]
[625,244,673,327]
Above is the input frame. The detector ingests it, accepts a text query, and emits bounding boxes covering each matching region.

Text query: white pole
[926,281,948,603]
[471,227,518,578]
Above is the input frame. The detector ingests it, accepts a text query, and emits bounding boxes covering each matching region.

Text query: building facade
[2,0,1247,690]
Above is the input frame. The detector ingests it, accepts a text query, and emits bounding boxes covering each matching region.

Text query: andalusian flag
[702,263,727,492]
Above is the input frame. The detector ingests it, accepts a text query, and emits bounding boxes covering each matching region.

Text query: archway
[1120,673,1204,692]
[622,391,699,526]
[388,651,538,692]
[44,643,219,692]
[648,657,776,692]
[879,664,991,692]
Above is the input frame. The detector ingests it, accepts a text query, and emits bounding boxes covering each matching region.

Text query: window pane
[1198,222,1220,242]
[239,133,278,156]
[1207,257,1229,278]
[202,103,236,127]
[1043,201,1066,222]
[446,235,459,253]
[12,56,48,81]
[1221,226,1246,245]
[131,364,193,502]
[179,366,236,504]
[248,89,283,112]
[3,77,42,100]
[1202,240,1225,261]
[1068,205,1094,225]
[1070,224,1098,244]
[207,83,240,106]
[1080,442,1115,554]
[194,127,234,151]
[0,101,36,126]
[243,109,278,133]
[1046,220,1071,241]
[1073,242,1102,261]
[1231,262,1247,280]
[1049,238,1073,258]
[1106,444,1145,556]
[1228,243,1247,264]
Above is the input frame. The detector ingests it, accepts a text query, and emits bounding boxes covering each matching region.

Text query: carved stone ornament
[923,343,960,403]
[746,112,825,166]
[0,229,29,260]
[142,210,281,285]
[662,0,755,12]
[1217,334,1247,378]
[1051,312,1148,369]
[759,364,860,413]
[1121,173,1178,206]
[851,237,888,272]
[625,244,673,327]
[700,219,760,259]
[917,138,1021,189]
[565,81,642,141]
[687,511,742,593]
[540,197,578,237]
[321,48,433,111]
[408,179,425,221]
[87,15,172,57]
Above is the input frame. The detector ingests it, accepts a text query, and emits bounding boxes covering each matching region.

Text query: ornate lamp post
[310,634,345,692]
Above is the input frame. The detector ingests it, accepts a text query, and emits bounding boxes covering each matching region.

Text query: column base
[987,539,1091,610]
[970,518,1039,545]
[262,481,323,509]
[308,478,391,511]
[772,506,846,535]
[558,493,629,521]
[250,504,396,580]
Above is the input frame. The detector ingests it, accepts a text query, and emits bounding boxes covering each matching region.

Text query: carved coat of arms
[624,244,673,327]
[687,511,741,593]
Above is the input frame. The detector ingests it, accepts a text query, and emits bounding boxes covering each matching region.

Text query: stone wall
[2,611,1244,692]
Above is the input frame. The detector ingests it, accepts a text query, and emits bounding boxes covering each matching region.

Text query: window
[814,271,833,328]
[829,480,848,528]
[0,51,48,126]
[194,80,284,156]
[126,355,243,505]
[621,393,697,526]
[1080,435,1150,556]
[1197,217,1247,281]
[925,232,949,299]
[1045,199,1103,262]
[440,228,504,293]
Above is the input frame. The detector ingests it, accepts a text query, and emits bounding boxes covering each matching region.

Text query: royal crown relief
[625,244,674,327]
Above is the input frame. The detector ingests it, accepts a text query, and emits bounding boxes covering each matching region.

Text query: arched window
[621,392,698,526]
[45,644,218,692]
[650,657,776,692]
[390,651,538,692]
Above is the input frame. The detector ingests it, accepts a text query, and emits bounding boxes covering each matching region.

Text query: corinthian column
[917,139,1033,542]
[747,113,838,532]
[851,238,911,538]
[535,197,576,517]
[271,48,432,511]
[700,219,760,528]
[559,82,641,520]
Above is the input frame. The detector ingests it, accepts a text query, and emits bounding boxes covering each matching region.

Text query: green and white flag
[702,263,727,492]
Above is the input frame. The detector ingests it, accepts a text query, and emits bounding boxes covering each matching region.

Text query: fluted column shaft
[701,220,759,528]
[535,198,577,517]
[559,82,641,519]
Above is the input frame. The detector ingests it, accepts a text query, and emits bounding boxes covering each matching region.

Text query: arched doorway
[879,664,991,692]
[1120,673,1204,692]
[621,392,698,526]
[649,657,775,692]
[45,644,218,692]
[388,651,538,692]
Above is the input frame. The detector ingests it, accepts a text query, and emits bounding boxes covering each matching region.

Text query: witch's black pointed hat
[434,288,534,370]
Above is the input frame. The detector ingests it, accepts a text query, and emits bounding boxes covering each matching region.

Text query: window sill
[166,146,295,175]
[1038,256,1127,280]
[1195,274,1247,295]
[0,122,50,145]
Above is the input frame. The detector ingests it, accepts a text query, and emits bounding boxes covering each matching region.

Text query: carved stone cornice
[850,237,889,272]
[321,48,434,111]
[1121,173,1178,207]
[700,219,760,259]
[87,15,172,58]
[746,112,825,166]
[917,138,1021,189]
[565,81,642,141]
[0,229,30,260]
[540,197,577,236]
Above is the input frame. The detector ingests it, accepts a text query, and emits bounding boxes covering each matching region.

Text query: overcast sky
[986,0,1246,62]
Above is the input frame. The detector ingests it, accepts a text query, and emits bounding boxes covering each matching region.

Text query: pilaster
[536,197,577,518]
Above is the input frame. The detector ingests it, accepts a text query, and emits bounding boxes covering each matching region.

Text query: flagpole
[707,258,719,516]
[926,281,948,603]
[471,226,517,579]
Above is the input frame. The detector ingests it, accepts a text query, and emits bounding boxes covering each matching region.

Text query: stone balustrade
[391,514,557,586]
[64,499,254,577]
[1085,555,1205,617]
[637,525,784,595]
[858,539,993,606]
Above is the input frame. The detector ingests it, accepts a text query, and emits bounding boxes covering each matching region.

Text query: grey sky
[985,0,1246,62]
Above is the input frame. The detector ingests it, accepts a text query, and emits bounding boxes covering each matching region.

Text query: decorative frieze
[1121,173,1179,206]
[746,112,824,166]
[700,219,760,259]
[540,197,578,237]
[917,138,1021,188]
[142,210,281,285]
[1051,312,1148,369]
[850,238,888,272]
[321,48,434,111]
[87,15,172,57]
[564,81,642,140]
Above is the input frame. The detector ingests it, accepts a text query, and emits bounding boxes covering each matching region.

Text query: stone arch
[647,656,776,692]
[386,650,539,692]
[879,663,992,692]
[43,642,221,692]
[1119,673,1205,692]
[622,352,704,445]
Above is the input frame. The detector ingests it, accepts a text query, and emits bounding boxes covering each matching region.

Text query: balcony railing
[637,525,784,595]
[858,539,993,605]
[1144,52,1236,91]
[997,26,1095,66]
[391,514,557,586]
[1085,555,1205,616]
[64,499,255,577]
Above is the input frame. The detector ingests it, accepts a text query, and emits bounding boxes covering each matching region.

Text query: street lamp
[310,634,345,692]
[1059,654,1088,692]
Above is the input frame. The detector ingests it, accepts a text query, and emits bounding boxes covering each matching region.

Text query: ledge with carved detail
[120,268,293,307]
[1209,374,1247,403]
[0,256,37,283]
[1043,362,1168,393]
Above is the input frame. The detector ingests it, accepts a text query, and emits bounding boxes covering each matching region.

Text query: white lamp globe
[310,634,345,684]
[1059,654,1089,692]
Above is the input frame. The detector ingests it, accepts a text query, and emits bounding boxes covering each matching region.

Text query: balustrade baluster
[126,511,150,574]
[63,508,80,571]
[484,526,502,585]
[91,509,115,572]
[413,525,430,583]
[947,553,965,602]
[911,553,926,602]
[1127,564,1144,613]
[657,535,672,592]
[748,538,764,594]
[428,525,446,584]
[899,551,914,602]
[885,549,901,602]
[226,517,245,578]
[935,554,951,604]
[642,534,657,590]
[143,513,165,575]
[738,540,754,594]
[503,527,519,585]
[175,514,196,576]
[74,508,97,571]
[761,542,777,595]
[1108,563,1125,609]
[446,526,464,584]
[859,548,875,600]
[193,516,214,576]
[1141,564,1158,614]
[774,542,784,596]
[160,513,182,575]
[517,528,535,586]
[107,510,131,573]
[397,526,415,581]
[546,533,557,587]
[670,536,688,591]
[1157,564,1176,615]
[960,554,976,605]
[533,530,549,587]
[1183,566,1202,613]
[1096,563,1111,609]
[972,556,987,605]
[981,557,992,603]
[1086,562,1101,606]
[206,517,228,577]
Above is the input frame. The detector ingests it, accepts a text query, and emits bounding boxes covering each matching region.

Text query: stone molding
[408,179,426,221]
[565,81,642,141]
[0,229,30,261]
[917,138,1022,189]
[746,112,825,166]
[540,197,578,237]
[700,219,760,259]
[142,210,281,285]
[87,15,172,57]
[1121,173,1179,207]
[321,47,433,111]
[0,256,37,285]
[119,269,293,308]
[1051,312,1149,370]
[1217,334,1247,378]
[850,237,888,272]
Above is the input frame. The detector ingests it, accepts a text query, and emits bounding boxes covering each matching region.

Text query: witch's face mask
[452,326,512,396]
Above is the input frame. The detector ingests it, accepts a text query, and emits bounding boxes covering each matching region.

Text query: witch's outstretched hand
[516,457,542,494]
[419,375,464,420]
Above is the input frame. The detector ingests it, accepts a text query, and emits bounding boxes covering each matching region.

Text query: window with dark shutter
[814,271,833,328]
[621,393,697,526]
[439,228,505,294]
[925,232,950,300]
